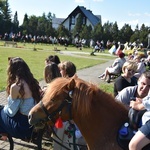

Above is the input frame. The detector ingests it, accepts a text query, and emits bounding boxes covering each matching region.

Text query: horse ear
[68,78,75,90]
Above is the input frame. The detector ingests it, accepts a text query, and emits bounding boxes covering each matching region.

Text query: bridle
[39,91,73,124]
[39,90,87,150]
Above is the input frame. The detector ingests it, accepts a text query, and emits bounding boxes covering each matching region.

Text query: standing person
[0,57,42,139]
[114,61,137,97]
[58,61,76,78]
[129,94,150,150]
[115,71,150,110]
[98,52,126,82]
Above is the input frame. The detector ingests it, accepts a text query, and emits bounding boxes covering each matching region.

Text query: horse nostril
[28,114,32,121]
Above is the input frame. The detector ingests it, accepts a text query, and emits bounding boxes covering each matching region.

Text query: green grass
[0,42,115,91]
[100,83,114,95]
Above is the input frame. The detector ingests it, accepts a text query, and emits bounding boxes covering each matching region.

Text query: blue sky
[9,0,150,30]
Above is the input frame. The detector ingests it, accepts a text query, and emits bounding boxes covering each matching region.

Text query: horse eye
[51,99,55,102]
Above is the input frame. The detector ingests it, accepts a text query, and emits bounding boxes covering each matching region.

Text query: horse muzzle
[28,113,46,129]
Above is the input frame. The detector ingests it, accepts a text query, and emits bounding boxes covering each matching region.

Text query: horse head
[29,76,130,149]
[28,77,76,128]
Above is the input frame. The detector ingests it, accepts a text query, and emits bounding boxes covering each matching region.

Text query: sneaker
[100,77,105,80]
[98,74,104,78]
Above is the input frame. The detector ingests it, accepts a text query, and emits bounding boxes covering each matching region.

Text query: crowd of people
[1,48,150,149]
[97,48,150,149]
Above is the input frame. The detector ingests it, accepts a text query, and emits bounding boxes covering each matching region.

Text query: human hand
[130,100,144,110]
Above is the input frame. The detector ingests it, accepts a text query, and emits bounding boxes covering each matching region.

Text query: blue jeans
[0,108,33,139]
[140,119,150,139]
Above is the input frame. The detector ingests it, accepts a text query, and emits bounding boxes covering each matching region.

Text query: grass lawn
[100,83,114,95]
[0,41,115,91]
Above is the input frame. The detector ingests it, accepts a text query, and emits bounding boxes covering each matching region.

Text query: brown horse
[28,77,128,150]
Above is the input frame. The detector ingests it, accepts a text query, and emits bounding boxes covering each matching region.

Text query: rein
[39,91,81,150]
[39,91,73,123]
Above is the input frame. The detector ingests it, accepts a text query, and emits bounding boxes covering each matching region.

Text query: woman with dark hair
[42,63,61,92]
[0,57,42,139]
[44,63,61,83]
[45,55,61,66]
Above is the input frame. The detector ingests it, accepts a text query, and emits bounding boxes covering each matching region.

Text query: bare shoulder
[10,83,20,99]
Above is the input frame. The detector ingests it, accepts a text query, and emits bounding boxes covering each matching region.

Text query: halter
[39,91,73,124]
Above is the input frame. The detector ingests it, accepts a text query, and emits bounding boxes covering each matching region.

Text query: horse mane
[44,77,127,117]
[72,78,127,117]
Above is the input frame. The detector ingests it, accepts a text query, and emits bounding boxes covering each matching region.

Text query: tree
[139,24,149,47]
[12,11,19,33]
[80,25,92,40]
[111,22,119,42]
[57,24,70,37]
[103,21,113,44]
[92,23,103,42]
[73,13,83,37]
[130,24,140,44]
[21,13,29,35]
[27,15,38,35]
[119,24,133,43]
[0,0,12,34]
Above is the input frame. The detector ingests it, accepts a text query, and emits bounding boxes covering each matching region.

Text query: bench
[4,41,17,47]
[106,73,121,83]
[0,124,52,150]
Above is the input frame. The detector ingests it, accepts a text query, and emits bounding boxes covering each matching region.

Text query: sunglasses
[126,68,135,73]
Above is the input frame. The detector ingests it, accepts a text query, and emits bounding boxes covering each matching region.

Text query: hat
[118,52,125,58]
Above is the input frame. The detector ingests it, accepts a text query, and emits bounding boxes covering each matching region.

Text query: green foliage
[119,24,133,43]
[57,25,70,38]
[73,13,83,36]
[80,25,92,40]
[0,0,12,34]
[92,23,103,41]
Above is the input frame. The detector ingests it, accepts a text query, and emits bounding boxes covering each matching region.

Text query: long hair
[44,63,61,83]
[6,57,41,103]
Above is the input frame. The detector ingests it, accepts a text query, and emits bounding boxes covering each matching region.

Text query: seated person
[58,61,77,78]
[45,55,61,66]
[134,55,146,79]
[114,60,137,97]
[42,63,61,92]
[115,71,150,110]
[0,57,42,139]
[98,52,126,81]
[127,52,134,61]
[144,51,150,70]
[54,61,86,149]
[129,94,150,150]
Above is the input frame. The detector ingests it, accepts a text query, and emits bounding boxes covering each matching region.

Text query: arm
[130,95,150,110]
[130,100,145,110]
[136,62,145,74]
[142,95,150,110]
[10,83,20,99]
[115,88,131,109]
